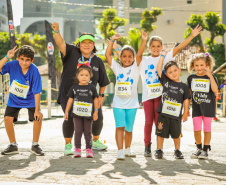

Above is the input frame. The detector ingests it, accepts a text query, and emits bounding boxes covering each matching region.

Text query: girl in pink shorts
[187,53,218,159]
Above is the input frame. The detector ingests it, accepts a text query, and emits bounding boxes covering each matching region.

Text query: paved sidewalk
[0,107,226,185]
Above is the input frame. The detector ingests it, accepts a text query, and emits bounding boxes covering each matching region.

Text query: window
[36,5,41,12]
[130,0,147,9]
[94,0,113,9]
[129,13,142,24]
[187,0,192,4]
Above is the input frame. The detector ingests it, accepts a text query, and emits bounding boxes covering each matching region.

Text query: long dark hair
[75,65,93,84]
[75,33,97,53]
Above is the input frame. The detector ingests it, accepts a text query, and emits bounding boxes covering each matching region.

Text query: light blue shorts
[113,108,137,132]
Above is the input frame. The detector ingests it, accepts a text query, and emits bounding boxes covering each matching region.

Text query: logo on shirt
[179,88,184,94]
[193,92,211,104]
[145,64,159,84]
[165,82,168,88]
[77,89,88,92]
[158,122,163,130]
[89,90,93,96]
[93,66,98,71]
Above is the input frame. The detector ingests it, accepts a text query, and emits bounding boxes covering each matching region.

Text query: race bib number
[115,82,131,96]
[191,79,210,92]
[9,80,29,99]
[147,83,163,98]
[162,100,182,117]
[73,101,92,117]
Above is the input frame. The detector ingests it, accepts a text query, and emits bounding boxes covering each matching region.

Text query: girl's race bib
[191,79,210,92]
[115,82,131,96]
[147,83,163,98]
[73,101,92,117]
[162,100,182,117]
[9,80,29,99]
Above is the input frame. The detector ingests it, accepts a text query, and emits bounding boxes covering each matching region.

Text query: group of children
[0,24,218,160]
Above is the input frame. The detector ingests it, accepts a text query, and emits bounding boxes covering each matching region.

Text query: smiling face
[79,39,95,56]
[193,59,207,76]
[120,49,134,68]
[18,55,34,70]
[149,40,163,57]
[165,65,181,82]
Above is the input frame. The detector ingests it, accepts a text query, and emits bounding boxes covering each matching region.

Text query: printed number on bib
[73,101,92,117]
[9,80,29,99]
[115,82,131,95]
[191,79,210,92]
[147,83,163,98]
[162,100,182,117]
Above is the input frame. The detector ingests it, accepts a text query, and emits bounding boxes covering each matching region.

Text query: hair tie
[77,61,91,68]
[205,52,209,57]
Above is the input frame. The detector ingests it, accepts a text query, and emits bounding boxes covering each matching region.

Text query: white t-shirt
[111,58,140,109]
[139,49,175,103]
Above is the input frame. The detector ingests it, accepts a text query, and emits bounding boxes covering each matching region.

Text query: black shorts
[4,106,35,122]
[156,113,182,139]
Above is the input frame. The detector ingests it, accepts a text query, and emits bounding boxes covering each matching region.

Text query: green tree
[127,28,141,52]
[0,32,10,59]
[140,7,163,34]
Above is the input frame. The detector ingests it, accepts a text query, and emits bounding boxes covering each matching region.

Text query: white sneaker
[125,148,136,157]
[117,149,125,160]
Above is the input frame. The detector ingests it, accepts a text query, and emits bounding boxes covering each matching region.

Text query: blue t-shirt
[0,60,42,108]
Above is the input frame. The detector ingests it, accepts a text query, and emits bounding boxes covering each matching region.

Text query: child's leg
[203,117,212,146]
[4,116,16,143]
[153,97,161,126]
[173,138,180,150]
[33,120,42,142]
[157,136,164,149]
[83,119,93,149]
[193,116,203,144]
[73,117,83,149]
[125,108,137,148]
[143,99,154,146]
[113,108,126,150]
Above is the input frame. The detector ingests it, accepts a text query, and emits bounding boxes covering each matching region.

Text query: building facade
[0,0,8,32]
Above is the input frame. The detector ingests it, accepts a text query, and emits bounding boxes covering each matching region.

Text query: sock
[196,143,202,149]
[203,145,209,152]
[32,142,38,146]
[10,142,17,146]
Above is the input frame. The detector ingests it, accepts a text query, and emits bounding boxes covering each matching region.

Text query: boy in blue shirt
[0,45,44,156]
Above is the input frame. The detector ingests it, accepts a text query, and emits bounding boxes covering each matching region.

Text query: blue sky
[11,0,23,26]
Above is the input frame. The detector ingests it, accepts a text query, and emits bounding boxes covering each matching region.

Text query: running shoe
[1,144,19,155]
[198,150,208,159]
[74,148,81,158]
[144,143,151,157]
[92,139,107,150]
[117,149,125,160]
[85,148,94,158]
[174,149,184,159]
[155,149,163,159]
[64,142,74,156]
[125,148,136,157]
[31,144,45,156]
[190,148,202,159]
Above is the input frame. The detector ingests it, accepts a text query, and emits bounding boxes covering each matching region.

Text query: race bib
[162,100,182,117]
[191,79,210,92]
[147,83,163,98]
[73,101,92,117]
[9,80,29,99]
[115,82,131,96]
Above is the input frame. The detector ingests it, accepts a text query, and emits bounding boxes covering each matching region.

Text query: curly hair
[147,36,163,47]
[119,45,136,66]
[18,45,35,60]
[75,33,97,53]
[187,53,215,73]
[75,65,93,84]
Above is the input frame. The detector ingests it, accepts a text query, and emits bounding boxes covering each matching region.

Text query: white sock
[10,142,17,146]
[32,142,38,146]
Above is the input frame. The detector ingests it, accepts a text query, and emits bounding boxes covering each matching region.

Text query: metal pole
[223,85,226,117]
[47,80,52,119]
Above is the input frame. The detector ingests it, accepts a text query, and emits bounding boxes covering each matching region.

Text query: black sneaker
[1,144,19,155]
[174,149,184,159]
[198,150,208,159]
[144,143,151,157]
[31,144,45,156]
[190,148,202,159]
[155,149,163,159]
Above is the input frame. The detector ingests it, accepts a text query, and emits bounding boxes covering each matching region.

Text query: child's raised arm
[64,97,74,121]
[157,51,167,78]
[136,30,148,66]
[105,34,121,66]
[0,46,18,71]
[173,25,202,57]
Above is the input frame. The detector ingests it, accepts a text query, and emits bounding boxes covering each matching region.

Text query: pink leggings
[143,96,161,146]
[193,116,212,132]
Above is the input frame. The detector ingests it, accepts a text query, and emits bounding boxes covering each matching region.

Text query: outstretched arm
[205,67,218,93]
[173,25,202,57]
[0,46,18,71]
[157,51,168,78]
[52,22,66,56]
[105,34,121,66]
[107,39,120,57]
[136,30,148,66]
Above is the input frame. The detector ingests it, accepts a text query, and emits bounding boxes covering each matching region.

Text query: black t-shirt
[187,74,218,118]
[157,72,191,120]
[57,43,110,104]
[67,84,98,119]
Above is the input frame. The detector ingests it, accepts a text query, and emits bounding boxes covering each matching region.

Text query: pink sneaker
[84,148,94,158]
[73,148,81,158]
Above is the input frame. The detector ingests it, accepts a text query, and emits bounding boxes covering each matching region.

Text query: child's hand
[52,22,59,32]
[93,111,98,121]
[141,30,148,41]
[64,112,68,121]
[111,34,121,41]
[182,112,188,122]
[34,111,43,122]
[7,46,19,59]
[190,25,202,38]
[160,50,168,57]
[205,67,212,77]
[107,39,118,50]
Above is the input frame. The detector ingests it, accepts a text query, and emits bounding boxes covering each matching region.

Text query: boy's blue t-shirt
[0,60,42,108]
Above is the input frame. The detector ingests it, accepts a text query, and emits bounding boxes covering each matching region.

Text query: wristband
[160,54,165,58]
[94,109,98,111]
[5,55,10,60]
[53,30,60,33]
[115,48,119,52]
[110,39,115,43]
